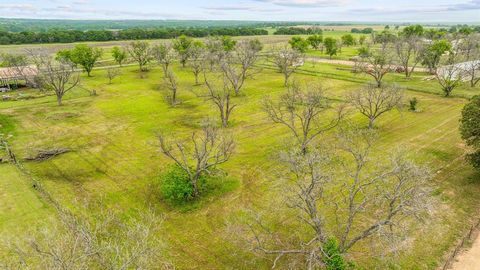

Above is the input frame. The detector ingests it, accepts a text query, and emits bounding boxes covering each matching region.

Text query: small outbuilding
[0,65,38,91]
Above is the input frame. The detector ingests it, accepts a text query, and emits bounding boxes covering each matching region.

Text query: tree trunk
[368,118,375,129]
[191,177,200,197]
[471,76,479,88]
[220,110,228,128]
[405,67,410,78]
[163,65,168,78]
[172,90,177,105]
[301,143,308,155]
[57,96,63,106]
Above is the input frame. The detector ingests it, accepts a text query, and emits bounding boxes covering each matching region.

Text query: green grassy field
[1,50,480,269]
[0,30,368,61]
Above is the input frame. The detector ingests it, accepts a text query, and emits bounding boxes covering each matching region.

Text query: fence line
[1,137,66,215]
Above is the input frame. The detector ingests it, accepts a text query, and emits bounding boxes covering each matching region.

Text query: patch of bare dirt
[450,232,480,270]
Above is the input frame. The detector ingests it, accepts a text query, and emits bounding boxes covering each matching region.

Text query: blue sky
[1,0,479,22]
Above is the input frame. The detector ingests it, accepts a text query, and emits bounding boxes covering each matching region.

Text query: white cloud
[73,0,89,4]
[253,0,349,7]
[0,4,36,11]
[351,0,480,14]
[202,5,283,12]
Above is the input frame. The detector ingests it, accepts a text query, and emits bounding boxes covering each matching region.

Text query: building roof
[0,65,38,80]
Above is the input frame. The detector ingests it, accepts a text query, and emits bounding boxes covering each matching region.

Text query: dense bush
[323,238,350,270]
[158,165,238,208]
[159,166,197,204]
[409,97,418,111]
[460,95,480,170]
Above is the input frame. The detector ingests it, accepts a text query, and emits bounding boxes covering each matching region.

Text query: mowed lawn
[1,59,480,269]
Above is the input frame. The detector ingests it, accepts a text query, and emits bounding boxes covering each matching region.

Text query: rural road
[306,56,430,73]
[450,233,480,270]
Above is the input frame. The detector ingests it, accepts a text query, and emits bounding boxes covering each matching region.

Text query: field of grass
[1,49,480,269]
[0,30,368,60]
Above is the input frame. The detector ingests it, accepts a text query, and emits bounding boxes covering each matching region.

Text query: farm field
[1,42,480,269]
[0,30,368,59]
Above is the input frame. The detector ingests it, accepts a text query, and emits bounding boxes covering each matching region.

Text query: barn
[0,65,38,92]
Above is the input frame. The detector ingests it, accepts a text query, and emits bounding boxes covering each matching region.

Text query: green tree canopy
[289,36,310,53]
[173,35,194,67]
[421,39,452,73]
[68,44,103,76]
[341,34,356,46]
[307,34,323,50]
[111,46,127,66]
[324,37,338,58]
[401,25,424,38]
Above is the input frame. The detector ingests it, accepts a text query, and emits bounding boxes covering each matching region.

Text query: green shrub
[468,152,480,170]
[323,238,349,270]
[159,166,196,204]
[460,95,480,169]
[409,97,418,111]
[158,166,239,209]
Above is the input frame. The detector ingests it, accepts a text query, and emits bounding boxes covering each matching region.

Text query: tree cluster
[274,27,323,35]
[0,27,268,45]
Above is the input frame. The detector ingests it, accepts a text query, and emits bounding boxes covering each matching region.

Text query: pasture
[1,42,480,269]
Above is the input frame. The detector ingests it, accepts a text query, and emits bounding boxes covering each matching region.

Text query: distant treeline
[0,27,269,45]
[0,18,344,32]
[274,27,323,35]
[0,18,299,32]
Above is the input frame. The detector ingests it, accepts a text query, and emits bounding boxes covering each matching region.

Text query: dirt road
[306,57,430,73]
[450,233,480,270]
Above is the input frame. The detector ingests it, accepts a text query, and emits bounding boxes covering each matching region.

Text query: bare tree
[395,35,424,78]
[333,129,431,253]
[35,55,80,106]
[127,41,153,72]
[205,36,231,70]
[187,43,206,85]
[220,39,263,95]
[435,52,465,97]
[4,207,167,270]
[198,75,237,128]
[270,47,304,87]
[158,122,235,197]
[153,44,176,78]
[458,34,480,87]
[357,43,395,87]
[164,69,178,105]
[106,67,121,84]
[247,128,432,269]
[457,33,480,61]
[464,59,480,88]
[348,84,403,128]
[263,82,344,154]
